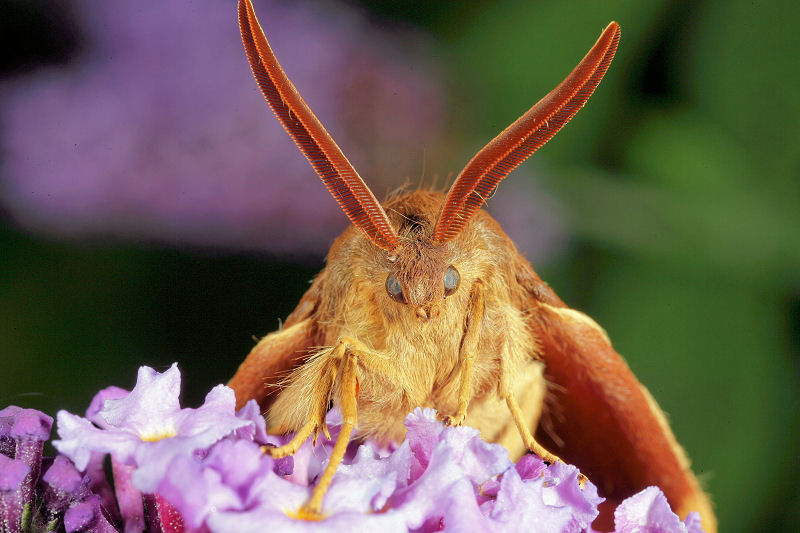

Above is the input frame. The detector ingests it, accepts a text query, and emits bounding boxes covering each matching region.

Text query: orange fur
[267,191,541,448]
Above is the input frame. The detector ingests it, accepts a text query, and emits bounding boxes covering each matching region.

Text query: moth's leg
[298,346,359,518]
[265,419,316,458]
[504,390,589,485]
[335,336,397,381]
[265,347,341,458]
[441,281,484,426]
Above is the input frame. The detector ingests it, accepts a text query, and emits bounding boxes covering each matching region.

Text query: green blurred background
[1,1,798,532]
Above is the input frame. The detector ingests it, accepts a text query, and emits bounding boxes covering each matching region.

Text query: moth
[229,1,716,530]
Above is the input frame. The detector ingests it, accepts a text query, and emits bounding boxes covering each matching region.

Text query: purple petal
[0,455,30,533]
[206,505,408,533]
[55,365,253,495]
[402,408,443,482]
[0,407,53,515]
[515,453,547,480]
[99,364,182,434]
[170,385,246,443]
[54,411,140,470]
[401,407,512,486]
[158,454,239,530]
[203,439,270,491]
[0,454,30,490]
[41,455,89,519]
[64,495,120,533]
[84,452,121,524]
[323,443,407,514]
[487,465,599,532]
[8,408,53,442]
[157,437,310,530]
[235,400,268,444]
[0,406,19,457]
[0,406,23,425]
[111,459,144,533]
[438,425,512,485]
[426,479,494,532]
[387,441,481,529]
[42,455,84,493]
[272,453,294,477]
[130,418,252,493]
[543,460,601,528]
[613,486,701,533]
[86,386,129,427]
[64,499,95,532]
[241,469,309,517]
[683,511,704,533]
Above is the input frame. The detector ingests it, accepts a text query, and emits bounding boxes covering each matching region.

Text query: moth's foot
[543,457,590,488]
[262,420,320,458]
[438,412,466,427]
[262,442,297,459]
[289,504,324,521]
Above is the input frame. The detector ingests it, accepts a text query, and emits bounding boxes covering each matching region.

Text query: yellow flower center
[138,426,177,442]
[287,507,325,521]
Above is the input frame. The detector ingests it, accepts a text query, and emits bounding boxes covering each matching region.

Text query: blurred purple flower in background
[0,0,568,261]
[0,0,445,255]
[0,364,705,532]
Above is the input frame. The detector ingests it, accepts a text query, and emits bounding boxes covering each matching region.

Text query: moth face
[375,190,466,321]
[383,239,462,322]
[385,263,460,306]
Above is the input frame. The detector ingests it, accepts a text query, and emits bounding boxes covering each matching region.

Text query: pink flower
[3,364,707,532]
[53,364,254,493]
[0,0,445,255]
[609,486,703,533]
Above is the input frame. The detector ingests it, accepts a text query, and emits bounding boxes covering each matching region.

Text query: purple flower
[1,364,706,533]
[0,0,445,255]
[158,439,274,530]
[482,460,601,532]
[0,405,53,527]
[40,455,89,522]
[53,363,254,493]
[0,454,31,532]
[63,494,119,533]
[85,386,129,427]
[610,486,703,533]
[110,459,144,533]
[232,398,270,445]
[150,407,609,532]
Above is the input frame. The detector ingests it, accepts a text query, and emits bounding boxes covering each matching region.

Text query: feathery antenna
[433,22,621,244]
[239,0,400,251]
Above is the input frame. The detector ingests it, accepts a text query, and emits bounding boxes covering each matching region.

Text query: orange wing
[228,271,325,411]
[520,273,716,532]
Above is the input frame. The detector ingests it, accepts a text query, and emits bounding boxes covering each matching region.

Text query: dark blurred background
[1,1,798,531]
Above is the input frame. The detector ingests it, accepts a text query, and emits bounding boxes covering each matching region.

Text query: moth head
[379,192,463,321]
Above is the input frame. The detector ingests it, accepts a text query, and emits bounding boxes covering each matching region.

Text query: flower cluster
[0,364,704,532]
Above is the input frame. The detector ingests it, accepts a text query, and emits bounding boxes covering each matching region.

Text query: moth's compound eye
[386,275,406,303]
[443,265,460,296]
